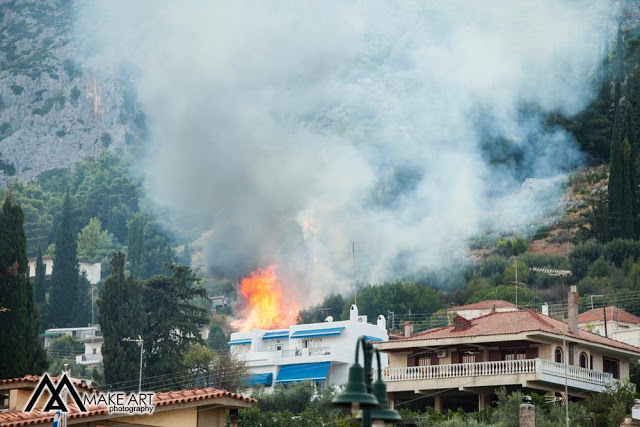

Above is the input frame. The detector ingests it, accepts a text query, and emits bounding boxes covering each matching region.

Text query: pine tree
[98,252,145,390]
[143,265,208,390]
[48,190,79,327]
[0,196,48,378]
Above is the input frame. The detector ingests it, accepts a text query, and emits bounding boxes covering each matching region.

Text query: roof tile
[578,306,640,325]
[386,309,640,354]
[0,384,255,427]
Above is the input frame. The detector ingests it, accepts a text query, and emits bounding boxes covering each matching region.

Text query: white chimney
[377,315,386,331]
[541,303,549,316]
[350,304,358,321]
[404,321,413,337]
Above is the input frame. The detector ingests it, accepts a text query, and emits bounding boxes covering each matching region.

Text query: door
[603,357,619,379]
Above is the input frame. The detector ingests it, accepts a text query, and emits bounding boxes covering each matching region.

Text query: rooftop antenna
[510,256,527,308]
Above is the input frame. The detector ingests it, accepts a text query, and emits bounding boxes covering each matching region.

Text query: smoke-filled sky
[77,1,612,299]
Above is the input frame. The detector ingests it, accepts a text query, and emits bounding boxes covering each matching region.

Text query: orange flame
[232,265,300,331]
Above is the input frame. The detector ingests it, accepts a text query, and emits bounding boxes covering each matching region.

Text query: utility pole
[122,336,144,393]
[350,241,356,306]
[589,295,603,311]
[530,267,572,427]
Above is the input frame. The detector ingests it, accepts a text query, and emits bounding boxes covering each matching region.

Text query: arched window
[555,347,563,363]
[579,352,588,369]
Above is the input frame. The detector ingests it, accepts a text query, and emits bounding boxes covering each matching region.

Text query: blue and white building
[229,304,388,390]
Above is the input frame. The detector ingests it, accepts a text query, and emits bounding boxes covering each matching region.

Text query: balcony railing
[380,358,615,387]
[75,353,102,364]
[538,359,615,385]
[309,347,331,356]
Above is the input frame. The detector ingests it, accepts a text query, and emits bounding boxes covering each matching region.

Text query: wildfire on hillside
[231,265,300,331]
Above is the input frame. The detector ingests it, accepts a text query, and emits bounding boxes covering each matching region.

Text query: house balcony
[234,346,340,367]
[380,358,617,395]
[75,353,102,365]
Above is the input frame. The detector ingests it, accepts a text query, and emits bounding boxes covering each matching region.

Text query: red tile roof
[390,309,640,354]
[154,388,256,406]
[0,402,108,427]
[578,306,640,325]
[0,382,255,427]
[447,300,517,311]
[0,375,95,392]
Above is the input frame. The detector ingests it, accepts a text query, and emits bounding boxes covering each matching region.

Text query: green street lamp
[357,348,402,425]
[333,336,403,426]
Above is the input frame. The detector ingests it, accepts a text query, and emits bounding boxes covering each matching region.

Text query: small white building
[229,305,388,390]
[28,256,102,285]
[447,300,518,320]
[43,325,100,349]
[75,333,104,366]
[578,306,640,337]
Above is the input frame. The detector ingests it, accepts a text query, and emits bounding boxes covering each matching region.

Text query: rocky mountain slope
[0,0,143,185]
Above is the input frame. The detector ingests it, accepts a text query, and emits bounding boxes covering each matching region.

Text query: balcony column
[478,393,489,410]
[434,395,442,411]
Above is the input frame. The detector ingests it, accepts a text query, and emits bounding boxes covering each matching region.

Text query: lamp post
[530,267,572,427]
[122,335,144,393]
[332,336,402,426]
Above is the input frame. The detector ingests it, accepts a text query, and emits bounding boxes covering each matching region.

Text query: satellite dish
[325,316,334,322]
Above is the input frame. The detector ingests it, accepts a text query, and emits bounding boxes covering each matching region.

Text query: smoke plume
[76,1,612,299]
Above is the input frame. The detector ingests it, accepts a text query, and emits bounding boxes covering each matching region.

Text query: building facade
[376,288,640,412]
[28,256,101,285]
[229,305,388,390]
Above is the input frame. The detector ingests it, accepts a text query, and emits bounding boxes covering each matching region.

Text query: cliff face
[0,0,142,185]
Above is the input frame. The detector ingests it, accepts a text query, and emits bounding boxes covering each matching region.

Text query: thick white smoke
[76,1,612,300]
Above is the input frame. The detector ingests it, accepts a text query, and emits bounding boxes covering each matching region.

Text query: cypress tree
[629,66,640,236]
[98,252,145,390]
[614,24,624,94]
[48,190,79,327]
[34,246,46,307]
[127,213,145,279]
[609,98,635,239]
[0,196,48,378]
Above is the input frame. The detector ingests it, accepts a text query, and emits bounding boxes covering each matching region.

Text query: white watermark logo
[24,373,155,415]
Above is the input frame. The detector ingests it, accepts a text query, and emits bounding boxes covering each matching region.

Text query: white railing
[309,347,331,356]
[381,358,614,387]
[282,349,303,358]
[235,352,269,363]
[75,353,102,364]
[538,359,615,385]
[382,359,537,382]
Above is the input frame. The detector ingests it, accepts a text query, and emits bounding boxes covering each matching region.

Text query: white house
[578,306,640,337]
[43,325,100,349]
[229,305,388,390]
[28,256,102,285]
[75,334,104,367]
